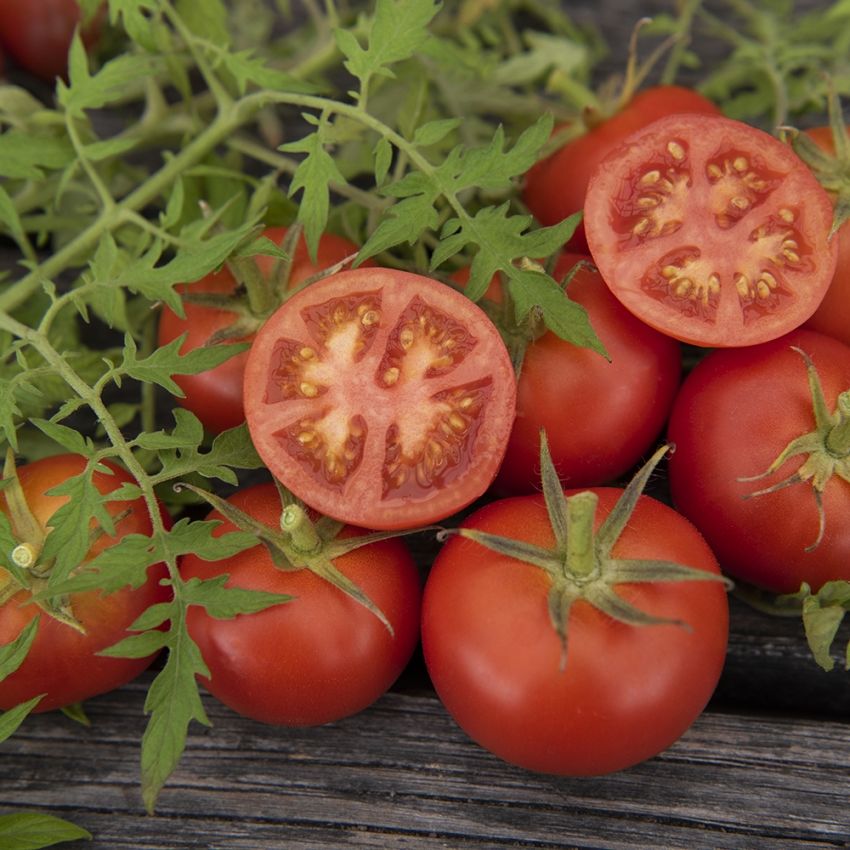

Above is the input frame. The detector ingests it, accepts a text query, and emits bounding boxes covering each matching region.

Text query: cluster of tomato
[2,33,849,777]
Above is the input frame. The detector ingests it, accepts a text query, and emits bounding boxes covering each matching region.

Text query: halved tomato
[584,113,838,347]
[243,268,517,531]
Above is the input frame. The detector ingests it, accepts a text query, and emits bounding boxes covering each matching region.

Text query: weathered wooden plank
[3,674,850,850]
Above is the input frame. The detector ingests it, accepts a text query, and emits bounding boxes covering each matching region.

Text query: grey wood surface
[4,598,850,849]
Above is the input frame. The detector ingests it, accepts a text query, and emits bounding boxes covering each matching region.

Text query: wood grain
[4,665,850,850]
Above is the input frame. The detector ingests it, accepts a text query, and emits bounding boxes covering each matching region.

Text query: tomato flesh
[584,114,838,347]
[244,268,517,530]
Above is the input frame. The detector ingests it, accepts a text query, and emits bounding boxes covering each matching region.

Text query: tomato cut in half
[584,113,839,348]
[243,268,517,530]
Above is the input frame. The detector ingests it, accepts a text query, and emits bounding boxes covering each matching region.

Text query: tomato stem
[281,504,322,555]
[564,491,598,581]
[11,543,37,570]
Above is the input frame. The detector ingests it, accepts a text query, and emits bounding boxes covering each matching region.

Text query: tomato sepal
[779,581,850,672]
[440,435,731,664]
[737,346,850,551]
[178,481,422,634]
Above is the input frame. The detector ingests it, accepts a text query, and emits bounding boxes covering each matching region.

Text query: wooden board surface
[4,598,850,849]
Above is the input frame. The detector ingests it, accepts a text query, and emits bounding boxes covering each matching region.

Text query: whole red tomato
[181,483,422,726]
[494,253,681,493]
[523,86,720,251]
[800,126,850,348]
[0,454,169,713]
[0,0,104,81]
[584,113,838,348]
[421,477,729,775]
[157,227,364,433]
[243,267,517,531]
[667,328,850,595]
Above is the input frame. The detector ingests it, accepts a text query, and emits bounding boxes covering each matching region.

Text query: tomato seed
[667,140,686,161]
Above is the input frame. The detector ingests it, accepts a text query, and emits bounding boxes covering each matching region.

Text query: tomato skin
[0,455,169,713]
[801,126,850,347]
[244,267,517,531]
[157,227,364,433]
[421,489,728,775]
[494,254,682,493]
[523,86,720,251]
[181,483,421,726]
[584,113,838,348]
[0,0,103,81]
[667,329,850,594]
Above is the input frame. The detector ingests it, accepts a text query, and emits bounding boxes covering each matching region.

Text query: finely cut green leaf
[121,333,249,396]
[153,421,263,487]
[0,618,40,684]
[175,0,229,46]
[0,185,25,247]
[374,136,393,186]
[60,53,166,115]
[183,574,292,619]
[412,118,462,147]
[40,471,115,588]
[359,193,440,260]
[140,614,210,813]
[336,0,440,90]
[0,696,43,743]
[99,629,171,659]
[220,50,319,96]
[30,419,94,457]
[113,226,254,312]
[507,267,604,354]
[155,519,257,563]
[282,128,347,259]
[0,133,75,180]
[0,812,91,849]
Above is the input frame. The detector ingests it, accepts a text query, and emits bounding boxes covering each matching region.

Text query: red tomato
[0,455,169,713]
[157,227,364,433]
[494,253,682,493]
[667,328,850,594]
[181,483,421,726]
[0,0,103,81]
[243,267,517,531]
[421,487,728,775]
[523,86,720,251]
[801,126,850,347]
[584,113,839,348]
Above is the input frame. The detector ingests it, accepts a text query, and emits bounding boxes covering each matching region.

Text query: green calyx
[739,347,850,551]
[443,433,731,669]
[786,88,850,234]
[178,481,413,634]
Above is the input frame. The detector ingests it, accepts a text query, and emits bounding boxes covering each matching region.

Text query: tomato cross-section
[584,114,839,347]
[244,268,517,530]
